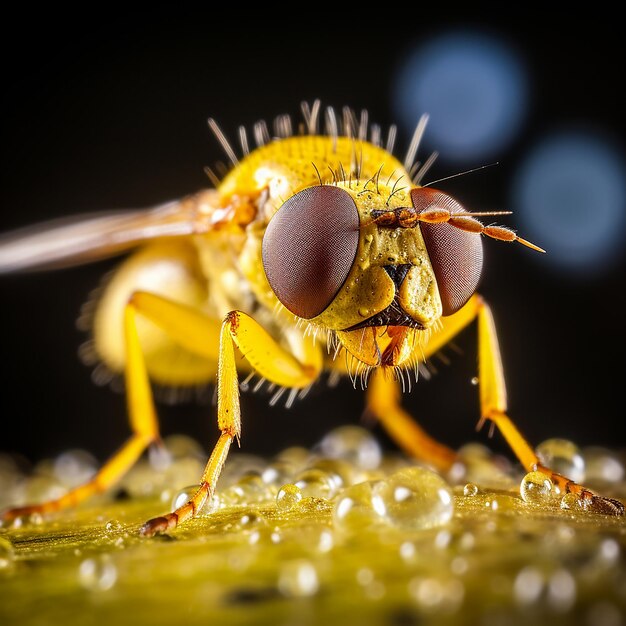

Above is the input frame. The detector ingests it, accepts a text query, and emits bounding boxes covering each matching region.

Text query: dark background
[1,16,624,464]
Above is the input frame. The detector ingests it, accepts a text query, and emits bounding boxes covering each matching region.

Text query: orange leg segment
[2,304,160,523]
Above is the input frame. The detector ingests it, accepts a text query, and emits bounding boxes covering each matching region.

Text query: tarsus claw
[140,514,179,537]
[587,495,625,516]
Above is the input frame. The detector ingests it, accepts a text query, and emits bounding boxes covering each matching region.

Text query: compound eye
[262,186,360,319]
[411,187,483,316]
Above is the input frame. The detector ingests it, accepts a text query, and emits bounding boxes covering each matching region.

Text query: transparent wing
[0,189,222,273]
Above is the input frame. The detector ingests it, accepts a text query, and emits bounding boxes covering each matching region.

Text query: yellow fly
[0,102,622,535]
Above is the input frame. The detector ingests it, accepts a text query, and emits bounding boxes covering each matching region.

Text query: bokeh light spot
[513,131,626,275]
[393,31,528,163]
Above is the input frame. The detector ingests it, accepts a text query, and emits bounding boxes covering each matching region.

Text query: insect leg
[366,370,457,470]
[123,295,323,536]
[476,299,624,515]
[1,303,160,523]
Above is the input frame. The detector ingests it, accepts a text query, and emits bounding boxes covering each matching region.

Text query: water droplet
[294,468,338,500]
[235,472,273,503]
[514,566,544,605]
[560,492,584,511]
[408,577,445,610]
[434,529,452,550]
[470,376,479,385]
[276,484,303,511]
[274,447,311,471]
[0,537,14,569]
[459,532,475,551]
[53,449,98,488]
[547,568,576,612]
[171,484,198,510]
[536,439,585,483]
[78,557,117,591]
[374,468,453,530]
[587,601,623,626]
[24,474,66,503]
[310,458,355,490]
[261,460,296,487]
[278,559,319,597]
[450,556,468,575]
[356,567,374,586]
[598,538,620,565]
[583,447,625,484]
[333,481,386,532]
[520,471,553,504]
[395,543,414,564]
[105,519,123,534]
[463,483,478,496]
[318,426,382,470]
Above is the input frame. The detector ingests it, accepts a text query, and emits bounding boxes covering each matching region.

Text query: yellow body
[3,107,621,532]
[92,136,439,386]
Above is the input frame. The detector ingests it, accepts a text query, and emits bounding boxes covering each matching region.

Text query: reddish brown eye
[262,186,360,319]
[411,187,483,316]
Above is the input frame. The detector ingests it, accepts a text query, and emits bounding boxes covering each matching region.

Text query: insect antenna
[422,162,499,188]
[404,114,429,171]
[207,118,239,166]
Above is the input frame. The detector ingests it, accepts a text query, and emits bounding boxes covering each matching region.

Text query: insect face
[262,181,485,368]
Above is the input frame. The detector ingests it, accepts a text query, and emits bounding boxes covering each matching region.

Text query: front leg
[134,296,323,536]
[476,298,624,515]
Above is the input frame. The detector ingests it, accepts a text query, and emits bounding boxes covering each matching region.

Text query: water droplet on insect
[78,557,117,591]
[276,484,303,511]
[463,482,478,496]
[333,481,386,532]
[560,492,584,511]
[294,468,338,500]
[171,484,198,510]
[28,512,43,526]
[318,425,382,470]
[520,471,553,504]
[470,376,479,385]
[536,438,585,483]
[374,468,453,530]
[0,537,14,569]
[278,559,319,597]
